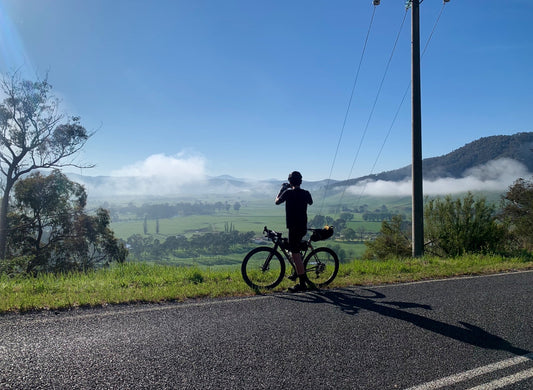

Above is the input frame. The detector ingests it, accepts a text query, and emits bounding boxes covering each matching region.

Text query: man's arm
[275,183,291,205]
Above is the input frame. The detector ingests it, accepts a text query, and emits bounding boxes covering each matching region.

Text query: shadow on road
[277,288,531,357]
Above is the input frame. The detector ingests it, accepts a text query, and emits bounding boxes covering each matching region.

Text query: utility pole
[410,0,424,257]
[376,0,451,256]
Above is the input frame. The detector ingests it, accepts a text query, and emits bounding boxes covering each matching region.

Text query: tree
[501,177,533,250]
[356,226,366,242]
[0,72,93,259]
[342,227,356,241]
[9,170,126,273]
[333,218,346,235]
[309,214,326,228]
[363,215,411,260]
[424,192,507,257]
[340,212,354,222]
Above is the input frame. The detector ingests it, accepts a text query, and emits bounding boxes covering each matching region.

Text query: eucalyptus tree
[10,170,126,273]
[0,72,92,259]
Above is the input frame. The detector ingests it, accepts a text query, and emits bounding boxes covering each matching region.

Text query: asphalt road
[1,271,532,389]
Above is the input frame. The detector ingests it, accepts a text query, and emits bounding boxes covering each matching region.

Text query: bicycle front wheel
[304,247,339,287]
[241,247,286,289]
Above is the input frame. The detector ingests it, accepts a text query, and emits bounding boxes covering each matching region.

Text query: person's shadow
[278,288,531,357]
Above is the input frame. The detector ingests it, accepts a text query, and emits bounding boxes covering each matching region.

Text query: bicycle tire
[241,247,286,289]
[303,247,339,287]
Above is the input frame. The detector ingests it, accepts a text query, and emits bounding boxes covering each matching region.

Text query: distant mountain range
[67,171,333,199]
[68,132,532,199]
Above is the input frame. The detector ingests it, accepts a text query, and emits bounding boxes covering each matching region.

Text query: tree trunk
[0,180,13,260]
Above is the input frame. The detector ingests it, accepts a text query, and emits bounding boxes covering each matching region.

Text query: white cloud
[111,152,206,181]
[347,158,530,197]
[81,152,208,197]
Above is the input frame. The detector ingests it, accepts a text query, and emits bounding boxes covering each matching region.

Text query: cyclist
[275,171,313,292]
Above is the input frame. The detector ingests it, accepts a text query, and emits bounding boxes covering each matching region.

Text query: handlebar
[263,226,282,242]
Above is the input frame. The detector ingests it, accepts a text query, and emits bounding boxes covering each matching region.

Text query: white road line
[404,353,533,390]
[467,367,533,390]
[375,269,533,290]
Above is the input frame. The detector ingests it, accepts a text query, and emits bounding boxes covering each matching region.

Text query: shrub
[500,177,533,251]
[363,215,411,260]
[0,256,34,277]
[424,192,508,257]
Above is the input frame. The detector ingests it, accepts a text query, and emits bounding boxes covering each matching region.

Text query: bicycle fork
[262,244,281,272]
[261,253,274,272]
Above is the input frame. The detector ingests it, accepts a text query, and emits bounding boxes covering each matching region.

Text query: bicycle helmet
[288,171,302,186]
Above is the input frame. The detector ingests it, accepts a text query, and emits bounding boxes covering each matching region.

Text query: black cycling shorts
[288,228,307,252]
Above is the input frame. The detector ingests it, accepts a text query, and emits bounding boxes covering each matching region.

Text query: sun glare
[0,4,34,76]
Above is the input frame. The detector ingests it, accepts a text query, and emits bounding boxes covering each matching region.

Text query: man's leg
[288,229,307,292]
[288,251,306,292]
[292,252,304,276]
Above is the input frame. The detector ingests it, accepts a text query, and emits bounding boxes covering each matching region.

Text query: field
[107,193,406,238]
[111,200,287,238]
[106,194,396,268]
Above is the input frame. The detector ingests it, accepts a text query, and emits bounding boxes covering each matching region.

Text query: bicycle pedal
[288,273,298,281]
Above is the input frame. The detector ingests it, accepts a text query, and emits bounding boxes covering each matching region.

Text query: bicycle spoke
[242,247,285,289]
[304,247,339,287]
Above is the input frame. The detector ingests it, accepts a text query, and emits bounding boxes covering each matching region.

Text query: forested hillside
[333,132,533,187]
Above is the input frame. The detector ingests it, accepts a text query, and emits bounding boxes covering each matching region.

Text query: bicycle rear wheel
[303,247,339,287]
[241,247,286,289]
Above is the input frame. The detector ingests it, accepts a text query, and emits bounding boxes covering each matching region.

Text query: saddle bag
[310,226,334,242]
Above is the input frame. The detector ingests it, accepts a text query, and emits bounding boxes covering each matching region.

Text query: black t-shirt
[276,188,313,230]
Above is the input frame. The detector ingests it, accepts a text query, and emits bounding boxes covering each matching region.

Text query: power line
[351,1,448,206]
[335,8,409,211]
[318,1,449,218]
[319,3,379,215]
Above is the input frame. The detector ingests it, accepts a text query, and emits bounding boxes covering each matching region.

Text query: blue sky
[1,0,532,185]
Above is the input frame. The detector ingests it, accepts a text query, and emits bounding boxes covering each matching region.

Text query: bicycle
[241,226,339,290]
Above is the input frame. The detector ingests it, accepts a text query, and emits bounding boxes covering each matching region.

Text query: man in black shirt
[275,171,313,292]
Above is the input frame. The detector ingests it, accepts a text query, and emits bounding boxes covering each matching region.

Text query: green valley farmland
[107,195,403,268]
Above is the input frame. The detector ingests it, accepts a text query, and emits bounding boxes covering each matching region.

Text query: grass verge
[1,254,532,314]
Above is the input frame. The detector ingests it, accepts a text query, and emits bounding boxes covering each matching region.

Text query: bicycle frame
[263,226,314,273]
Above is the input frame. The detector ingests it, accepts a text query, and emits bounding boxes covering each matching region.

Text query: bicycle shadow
[277,288,531,357]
